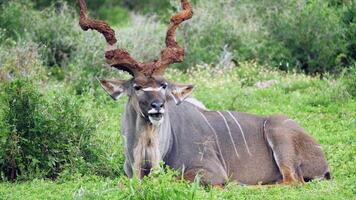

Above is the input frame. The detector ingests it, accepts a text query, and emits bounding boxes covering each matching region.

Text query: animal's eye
[161,83,168,89]
[134,85,142,91]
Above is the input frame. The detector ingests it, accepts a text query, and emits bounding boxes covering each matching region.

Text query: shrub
[28,0,164,24]
[30,4,81,67]
[178,0,353,74]
[0,41,44,81]
[2,0,353,78]
[0,2,34,41]
[97,6,129,26]
[116,14,166,61]
[123,0,171,15]
[340,64,356,97]
[340,1,355,66]
[0,2,81,67]
[179,0,264,70]
[261,0,347,74]
[0,79,114,181]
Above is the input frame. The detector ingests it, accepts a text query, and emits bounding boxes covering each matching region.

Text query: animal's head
[98,76,193,124]
[78,0,194,125]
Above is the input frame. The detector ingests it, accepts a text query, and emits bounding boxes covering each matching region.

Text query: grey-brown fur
[121,95,330,185]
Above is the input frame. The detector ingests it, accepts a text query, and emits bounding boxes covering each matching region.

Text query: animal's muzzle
[148,108,165,122]
[151,101,164,110]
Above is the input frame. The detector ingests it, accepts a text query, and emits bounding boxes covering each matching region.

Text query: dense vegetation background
[0,0,355,199]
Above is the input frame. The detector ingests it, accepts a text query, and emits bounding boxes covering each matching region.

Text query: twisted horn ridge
[77,0,193,77]
[78,0,142,76]
[78,0,117,45]
[153,0,193,75]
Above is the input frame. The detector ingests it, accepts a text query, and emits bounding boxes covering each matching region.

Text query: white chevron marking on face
[142,87,163,92]
[218,111,240,160]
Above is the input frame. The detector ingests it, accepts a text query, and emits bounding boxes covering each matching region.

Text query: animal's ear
[170,83,194,105]
[97,78,127,100]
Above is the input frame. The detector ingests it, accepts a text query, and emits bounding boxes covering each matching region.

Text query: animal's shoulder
[184,98,208,110]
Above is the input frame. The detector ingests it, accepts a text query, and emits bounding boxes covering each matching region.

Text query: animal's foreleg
[133,140,144,179]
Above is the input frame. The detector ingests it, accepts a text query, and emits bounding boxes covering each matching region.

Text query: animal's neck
[125,101,172,178]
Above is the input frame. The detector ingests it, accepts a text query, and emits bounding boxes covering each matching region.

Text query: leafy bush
[123,0,171,15]
[0,2,81,67]
[179,0,263,70]
[28,0,164,24]
[0,41,44,81]
[0,79,116,181]
[1,0,354,79]
[262,0,347,74]
[97,5,129,26]
[178,0,353,74]
[340,64,356,97]
[30,5,80,67]
[0,2,34,41]
[340,1,356,66]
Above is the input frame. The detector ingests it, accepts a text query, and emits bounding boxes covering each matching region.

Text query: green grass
[0,63,355,199]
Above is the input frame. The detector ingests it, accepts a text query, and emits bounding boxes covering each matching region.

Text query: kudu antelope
[78,0,330,185]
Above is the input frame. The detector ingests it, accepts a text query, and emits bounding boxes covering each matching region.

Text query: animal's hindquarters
[264,115,330,184]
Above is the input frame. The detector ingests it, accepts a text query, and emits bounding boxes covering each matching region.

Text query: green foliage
[179,0,259,70]
[27,0,162,24]
[30,6,80,67]
[179,0,354,74]
[124,0,171,15]
[340,1,356,66]
[97,6,129,27]
[339,65,356,97]
[2,0,353,76]
[0,2,33,41]
[262,0,347,74]
[25,0,172,14]
[0,41,44,81]
[0,79,120,181]
[0,2,80,67]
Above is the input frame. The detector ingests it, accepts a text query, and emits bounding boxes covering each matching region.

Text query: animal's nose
[151,101,164,110]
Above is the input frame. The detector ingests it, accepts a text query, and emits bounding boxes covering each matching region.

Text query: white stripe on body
[195,108,227,172]
[217,111,240,160]
[169,93,178,104]
[263,119,282,170]
[227,111,252,155]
